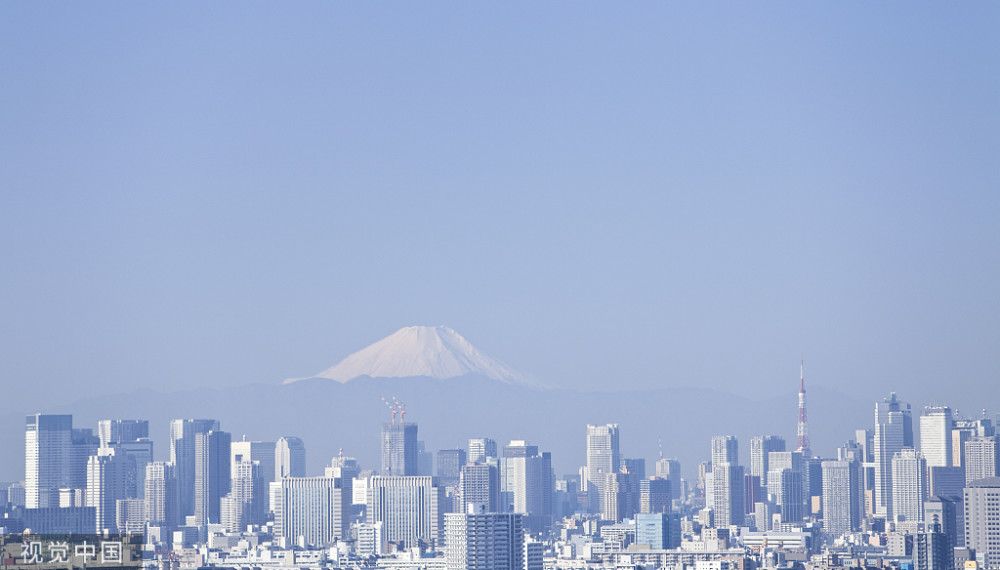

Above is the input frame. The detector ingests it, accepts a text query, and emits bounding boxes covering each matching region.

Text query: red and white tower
[796,360,811,458]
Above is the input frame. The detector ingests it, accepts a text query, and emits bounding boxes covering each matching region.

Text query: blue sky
[2,3,999,410]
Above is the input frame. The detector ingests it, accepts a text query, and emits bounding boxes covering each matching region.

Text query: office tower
[635,512,680,549]
[445,504,524,570]
[417,441,434,476]
[144,461,179,530]
[169,419,219,517]
[822,459,862,535]
[952,419,991,468]
[965,478,1000,567]
[115,498,145,534]
[468,438,498,464]
[231,439,276,487]
[750,436,785,489]
[913,522,954,570]
[98,420,149,448]
[892,448,928,523]
[86,447,130,532]
[276,475,350,546]
[711,462,745,527]
[585,424,620,496]
[920,407,953,468]
[223,459,266,532]
[193,429,231,526]
[928,466,965,500]
[460,462,500,513]
[770,467,804,523]
[25,414,72,509]
[874,392,913,520]
[640,478,671,514]
[500,441,553,524]
[925,496,958,550]
[711,435,739,467]
[381,423,418,476]
[275,436,306,479]
[624,458,646,481]
[964,436,1000,484]
[366,476,444,548]
[655,458,682,503]
[796,362,811,457]
[602,471,638,522]
[437,449,466,487]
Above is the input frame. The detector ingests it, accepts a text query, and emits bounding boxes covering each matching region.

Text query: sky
[2,3,999,413]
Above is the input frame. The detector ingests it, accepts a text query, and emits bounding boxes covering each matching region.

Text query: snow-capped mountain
[284,325,539,387]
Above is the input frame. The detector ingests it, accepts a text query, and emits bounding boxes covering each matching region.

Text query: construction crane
[392,396,407,423]
[380,396,398,425]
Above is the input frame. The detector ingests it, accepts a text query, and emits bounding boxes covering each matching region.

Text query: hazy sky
[2,3,999,411]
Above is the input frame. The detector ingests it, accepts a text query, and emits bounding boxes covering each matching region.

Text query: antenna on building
[658,436,664,460]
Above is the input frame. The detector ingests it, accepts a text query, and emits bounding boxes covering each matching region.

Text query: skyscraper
[275,436,306,479]
[144,461,179,531]
[445,504,524,570]
[98,420,149,448]
[639,478,671,514]
[381,423,418,476]
[711,435,738,468]
[750,435,785,489]
[437,449,467,487]
[25,414,72,509]
[367,475,444,549]
[585,425,620,496]
[468,438,498,464]
[86,447,130,532]
[277,475,351,547]
[892,448,928,523]
[500,440,553,523]
[193,429,231,526]
[170,419,219,518]
[711,462,745,527]
[964,477,1000,567]
[460,462,500,513]
[964,436,1000,484]
[822,459,862,535]
[874,393,913,520]
[920,407,953,468]
[231,439,276,487]
[223,459,266,532]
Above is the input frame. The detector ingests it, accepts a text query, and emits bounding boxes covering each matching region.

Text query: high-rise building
[654,458,682,502]
[231,439,276,487]
[913,522,954,570]
[964,477,1000,567]
[275,436,306,479]
[98,420,149,448]
[86,447,130,533]
[602,471,638,522]
[460,462,500,513]
[144,461,178,531]
[920,407,953,468]
[367,475,444,549]
[585,425,620,496]
[769,466,804,523]
[924,496,958,551]
[635,512,680,549]
[500,441,553,525]
[711,462,745,527]
[193,429,231,526]
[381,423,418,477]
[223,459,266,532]
[750,435,785,489]
[276,475,350,547]
[874,393,913,520]
[639,478,671,514]
[711,435,738,468]
[892,448,928,523]
[437,449,467,487]
[25,414,73,509]
[444,504,524,570]
[964,436,999,484]
[468,438,498,464]
[822,459,863,536]
[169,419,219,518]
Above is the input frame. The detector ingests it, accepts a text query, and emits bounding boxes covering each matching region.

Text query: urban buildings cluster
[2,380,1000,570]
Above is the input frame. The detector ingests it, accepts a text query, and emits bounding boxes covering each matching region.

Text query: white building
[892,448,927,523]
[367,475,444,549]
[585,425,619,494]
[444,503,524,570]
[276,475,350,547]
[920,407,953,468]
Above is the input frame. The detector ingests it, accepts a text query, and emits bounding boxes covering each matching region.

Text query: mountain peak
[285,326,538,387]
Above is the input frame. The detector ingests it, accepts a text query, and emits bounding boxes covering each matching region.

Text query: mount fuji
[284,325,541,388]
